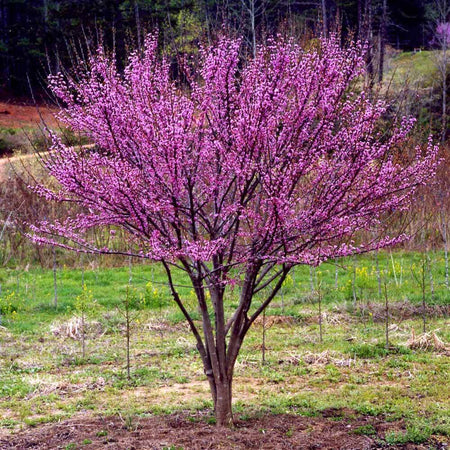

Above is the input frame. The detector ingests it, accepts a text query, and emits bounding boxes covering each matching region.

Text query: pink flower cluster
[31,34,438,270]
[435,22,450,44]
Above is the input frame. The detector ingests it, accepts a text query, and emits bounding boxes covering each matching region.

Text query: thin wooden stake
[318,279,323,344]
[52,246,58,308]
[383,273,390,349]
[262,308,266,365]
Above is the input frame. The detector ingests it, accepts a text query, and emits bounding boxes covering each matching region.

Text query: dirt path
[0,144,96,181]
[1,410,444,449]
[0,150,53,182]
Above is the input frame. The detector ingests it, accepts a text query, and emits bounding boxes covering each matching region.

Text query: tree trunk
[442,214,449,289]
[213,378,233,426]
[43,0,48,24]
[421,257,427,333]
[357,0,363,39]
[352,256,357,304]
[134,0,141,50]
[375,248,381,297]
[442,50,447,142]
[318,282,323,344]
[378,0,387,84]
[427,253,435,301]
[364,0,375,88]
[0,0,11,90]
[384,276,389,349]
[262,308,266,364]
[321,0,328,37]
[334,262,338,289]
[163,261,286,428]
[52,245,58,308]
[126,308,131,379]
[250,0,256,58]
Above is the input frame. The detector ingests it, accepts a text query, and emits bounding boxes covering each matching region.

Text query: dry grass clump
[175,336,197,352]
[144,318,187,333]
[283,350,354,367]
[322,312,347,325]
[405,329,450,354]
[305,311,350,325]
[27,377,106,399]
[0,325,12,336]
[336,300,449,322]
[234,355,259,370]
[50,317,104,339]
[253,315,297,327]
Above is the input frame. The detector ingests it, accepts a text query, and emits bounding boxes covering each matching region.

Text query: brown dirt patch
[337,301,450,323]
[0,101,58,128]
[0,411,444,449]
[253,315,297,327]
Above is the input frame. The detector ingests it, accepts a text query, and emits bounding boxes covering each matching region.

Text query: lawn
[0,251,448,448]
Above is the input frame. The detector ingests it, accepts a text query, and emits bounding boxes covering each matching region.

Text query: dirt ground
[0,101,58,128]
[0,410,446,450]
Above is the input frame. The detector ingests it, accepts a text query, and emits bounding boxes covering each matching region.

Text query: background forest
[0,0,446,95]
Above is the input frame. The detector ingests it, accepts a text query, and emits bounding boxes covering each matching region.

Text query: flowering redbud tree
[31,34,438,426]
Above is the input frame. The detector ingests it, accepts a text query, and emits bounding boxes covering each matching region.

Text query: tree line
[0,0,443,98]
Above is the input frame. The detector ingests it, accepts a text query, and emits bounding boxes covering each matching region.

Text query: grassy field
[0,251,449,447]
[387,50,437,88]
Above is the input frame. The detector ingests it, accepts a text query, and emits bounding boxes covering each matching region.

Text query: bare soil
[0,101,58,128]
[0,410,446,450]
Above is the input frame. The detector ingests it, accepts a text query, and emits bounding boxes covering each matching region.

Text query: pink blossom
[30,34,438,267]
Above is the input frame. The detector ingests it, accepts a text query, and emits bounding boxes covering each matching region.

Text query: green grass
[1,250,448,333]
[387,50,437,88]
[0,250,449,446]
[385,426,431,445]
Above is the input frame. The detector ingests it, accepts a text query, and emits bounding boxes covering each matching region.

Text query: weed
[352,404,381,417]
[0,419,17,429]
[0,376,34,398]
[124,413,136,431]
[385,426,431,445]
[142,282,167,310]
[187,416,199,423]
[260,366,285,383]
[352,424,376,436]
[175,376,189,384]
[324,364,341,382]
[349,343,388,359]
[239,414,251,421]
